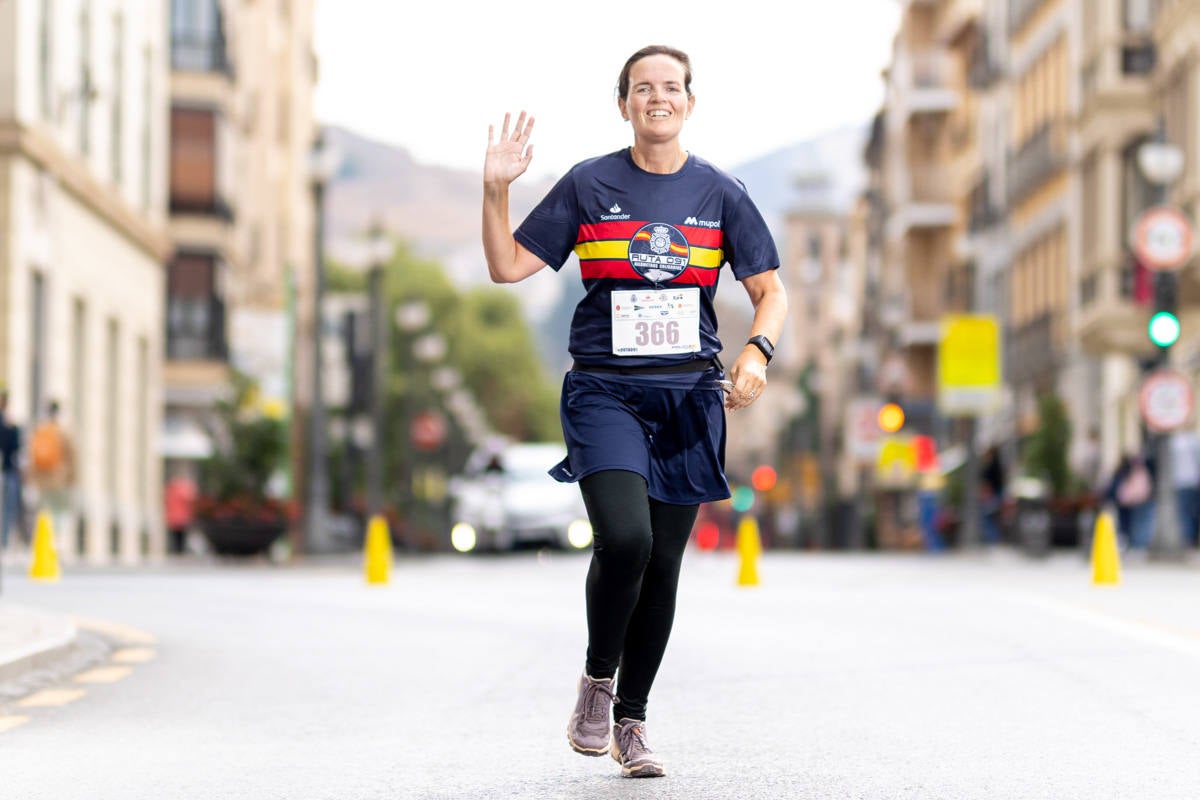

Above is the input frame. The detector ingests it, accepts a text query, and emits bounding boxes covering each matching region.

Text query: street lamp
[413,332,447,364]
[1137,118,1187,560]
[395,300,431,334]
[431,366,461,392]
[304,131,341,554]
[364,221,392,518]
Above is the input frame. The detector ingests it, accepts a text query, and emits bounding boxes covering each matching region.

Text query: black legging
[579,469,699,722]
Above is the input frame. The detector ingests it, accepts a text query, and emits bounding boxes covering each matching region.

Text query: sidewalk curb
[0,605,79,685]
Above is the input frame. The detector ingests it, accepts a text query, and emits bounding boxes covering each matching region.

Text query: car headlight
[567,518,593,549]
[451,523,477,553]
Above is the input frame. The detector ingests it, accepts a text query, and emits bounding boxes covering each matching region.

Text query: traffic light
[1148,272,1180,349]
[877,401,905,434]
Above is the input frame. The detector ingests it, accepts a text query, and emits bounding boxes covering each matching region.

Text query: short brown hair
[617,45,693,100]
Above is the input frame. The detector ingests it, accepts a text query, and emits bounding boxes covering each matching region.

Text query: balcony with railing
[167,293,228,361]
[1079,45,1155,127]
[968,171,1003,233]
[1078,258,1154,354]
[968,32,1003,89]
[938,0,984,43]
[902,49,959,117]
[170,0,231,74]
[168,194,235,222]
[171,33,229,74]
[1008,0,1052,36]
[1007,120,1069,207]
[894,274,947,347]
[1006,312,1057,386]
[888,165,956,237]
[167,250,228,362]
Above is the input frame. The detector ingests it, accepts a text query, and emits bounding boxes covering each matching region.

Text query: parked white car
[447,442,592,553]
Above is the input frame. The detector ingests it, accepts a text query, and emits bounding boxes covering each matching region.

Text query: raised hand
[484,111,535,186]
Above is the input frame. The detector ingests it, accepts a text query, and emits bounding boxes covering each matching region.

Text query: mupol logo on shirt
[628,222,690,283]
[601,202,631,221]
[683,215,721,228]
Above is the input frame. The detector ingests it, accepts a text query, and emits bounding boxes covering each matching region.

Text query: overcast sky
[313,1,902,180]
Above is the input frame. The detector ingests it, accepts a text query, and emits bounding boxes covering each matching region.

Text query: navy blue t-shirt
[515,149,779,369]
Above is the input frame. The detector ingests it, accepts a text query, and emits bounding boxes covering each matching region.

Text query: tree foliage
[1023,393,1073,498]
[379,240,560,443]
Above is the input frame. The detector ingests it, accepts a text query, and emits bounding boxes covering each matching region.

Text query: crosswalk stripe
[0,716,31,733]
[16,688,87,708]
[111,647,156,664]
[73,616,156,645]
[73,666,133,684]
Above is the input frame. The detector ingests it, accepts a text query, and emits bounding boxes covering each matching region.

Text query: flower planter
[200,517,287,556]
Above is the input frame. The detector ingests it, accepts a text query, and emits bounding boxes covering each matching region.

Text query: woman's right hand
[484,111,535,186]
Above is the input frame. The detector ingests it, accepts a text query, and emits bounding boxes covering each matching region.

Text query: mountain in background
[730,122,869,234]
[323,122,871,372]
[323,125,556,279]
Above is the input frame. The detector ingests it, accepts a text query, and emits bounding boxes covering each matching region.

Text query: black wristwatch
[746,335,774,364]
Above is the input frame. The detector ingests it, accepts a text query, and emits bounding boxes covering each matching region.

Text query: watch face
[750,336,773,361]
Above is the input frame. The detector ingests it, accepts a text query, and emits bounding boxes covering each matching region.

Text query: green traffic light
[730,486,755,513]
[1148,311,1181,347]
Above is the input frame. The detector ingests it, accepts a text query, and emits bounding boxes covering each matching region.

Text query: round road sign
[410,410,447,451]
[1139,370,1194,433]
[1133,206,1194,271]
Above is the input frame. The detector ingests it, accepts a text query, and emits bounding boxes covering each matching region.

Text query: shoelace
[583,679,613,722]
[618,723,652,759]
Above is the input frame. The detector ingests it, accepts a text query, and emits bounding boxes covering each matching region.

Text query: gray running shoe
[566,673,614,756]
[610,717,666,778]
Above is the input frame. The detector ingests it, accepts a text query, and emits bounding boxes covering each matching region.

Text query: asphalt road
[1,548,1199,799]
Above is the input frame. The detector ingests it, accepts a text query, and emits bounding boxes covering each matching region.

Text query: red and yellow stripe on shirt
[574,221,725,285]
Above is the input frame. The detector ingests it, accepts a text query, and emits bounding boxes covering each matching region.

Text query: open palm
[484,111,535,185]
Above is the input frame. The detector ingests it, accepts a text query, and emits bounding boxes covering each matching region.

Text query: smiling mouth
[646,111,671,119]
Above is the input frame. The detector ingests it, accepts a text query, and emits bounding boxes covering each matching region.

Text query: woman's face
[618,54,695,145]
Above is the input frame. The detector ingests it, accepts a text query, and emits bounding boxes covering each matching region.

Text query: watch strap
[747,335,774,364]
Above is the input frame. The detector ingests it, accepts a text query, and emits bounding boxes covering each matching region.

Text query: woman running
[481,44,788,778]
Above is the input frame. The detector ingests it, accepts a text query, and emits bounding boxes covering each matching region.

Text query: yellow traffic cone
[1091,510,1121,586]
[363,514,392,585]
[736,515,762,587]
[28,511,61,582]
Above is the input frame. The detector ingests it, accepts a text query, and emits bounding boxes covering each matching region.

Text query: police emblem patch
[629,222,690,283]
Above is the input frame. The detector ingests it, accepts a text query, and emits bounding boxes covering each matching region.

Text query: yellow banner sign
[938,314,1001,415]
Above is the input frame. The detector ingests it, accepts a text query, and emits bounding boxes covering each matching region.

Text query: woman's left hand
[725,351,767,411]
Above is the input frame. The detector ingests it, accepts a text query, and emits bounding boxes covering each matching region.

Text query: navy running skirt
[548,367,730,505]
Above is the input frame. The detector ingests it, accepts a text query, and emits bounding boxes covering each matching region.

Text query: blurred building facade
[813,0,1198,547]
[773,173,865,545]
[0,0,170,563]
[164,0,316,471]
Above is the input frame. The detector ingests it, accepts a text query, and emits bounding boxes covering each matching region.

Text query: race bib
[611,288,701,356]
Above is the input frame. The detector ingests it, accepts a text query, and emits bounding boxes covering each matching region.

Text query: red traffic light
[751,465,777,492]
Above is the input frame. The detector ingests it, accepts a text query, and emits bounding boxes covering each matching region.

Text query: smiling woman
[480,45,788,779]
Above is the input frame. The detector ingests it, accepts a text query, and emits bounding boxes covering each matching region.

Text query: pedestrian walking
[0,393,23,551]
[28,400,75,541]
[1074,426,1104,500]
[482,45,787,778]
[164,467,198,555]
[980,446,1006,544]
[1106,452,1155,551]
[1168,428,1200,547]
